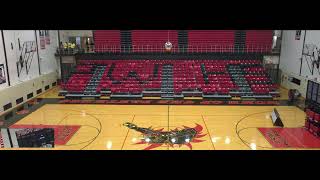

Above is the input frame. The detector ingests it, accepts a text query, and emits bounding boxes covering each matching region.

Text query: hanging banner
[39,30,45,49]
[0,64,6,85]
[295,30,301,40]
[45,30,50,45]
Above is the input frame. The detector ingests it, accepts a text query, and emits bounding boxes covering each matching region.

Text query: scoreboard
[306,80,320,104]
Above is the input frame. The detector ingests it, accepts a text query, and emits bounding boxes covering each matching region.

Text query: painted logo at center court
[123,122,207,150]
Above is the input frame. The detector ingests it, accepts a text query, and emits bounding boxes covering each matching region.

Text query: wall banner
[39,30,45,49]
[45,30,50,45]
[295,30,302,40]
[0,64,6,85]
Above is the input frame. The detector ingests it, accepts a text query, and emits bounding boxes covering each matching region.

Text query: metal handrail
[56,44,275,55]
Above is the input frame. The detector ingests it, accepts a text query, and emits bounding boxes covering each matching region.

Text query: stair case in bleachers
[227,64,274,99]
[200,63,231,99]
[121,30,132,53]
[234,30,246,53]
[178,30,188,53]
[161,64,174,99]
[227,65,252,97]
[83,65,107,96]
[200,64,209,84]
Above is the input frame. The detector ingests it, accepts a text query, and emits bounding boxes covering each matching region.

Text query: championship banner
[45,30,50,45]
[295,30,301,40]
[0,64,6,85]
[39,30,45,49]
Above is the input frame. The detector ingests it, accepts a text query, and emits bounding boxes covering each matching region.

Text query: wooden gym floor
[1,86,317,150]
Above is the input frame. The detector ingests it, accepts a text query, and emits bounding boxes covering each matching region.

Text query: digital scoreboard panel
[306,80,320,104]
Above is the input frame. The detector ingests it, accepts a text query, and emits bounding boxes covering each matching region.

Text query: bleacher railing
[56,44,278,55]
[93,44,275,53]
[55,48,87,55]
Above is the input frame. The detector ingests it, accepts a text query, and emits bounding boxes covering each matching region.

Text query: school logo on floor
[266,129,290,148]
[123,122,206,150]
[258,127,320,148]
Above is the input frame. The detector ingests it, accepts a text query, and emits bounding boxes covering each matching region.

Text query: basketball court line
[52,113,252,117]
[53,111,102,149]
[77,110,103,150]
[201,115,216,150]
[56,114,73,125]
[62,125,99,147]
[167,106,169,150]
[121,115,135,150]
[237,127,274,149]
[2,103,307,150]
[167,105,170,131]
[234,110,292,150]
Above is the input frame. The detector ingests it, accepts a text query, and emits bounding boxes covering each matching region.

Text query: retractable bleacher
[61,60,279,99]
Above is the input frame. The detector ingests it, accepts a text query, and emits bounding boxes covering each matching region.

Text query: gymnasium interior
[0,30,319,150]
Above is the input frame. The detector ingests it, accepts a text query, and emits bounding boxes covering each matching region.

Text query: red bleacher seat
[131,30,178,53]
[188,30,235,52]
[63,60,277,96]
[94,30,121,52]
[245,30,273,53]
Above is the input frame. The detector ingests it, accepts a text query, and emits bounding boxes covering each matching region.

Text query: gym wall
[301,31,320,77]
[2,30,40,85]
[280,30,320,78]
[59,30,93,42]
[36,30,60,75]
[0,33,8,89]
[0,30,59,114]
[0,72,57,114]
[279,30,305,75]
[280,30,320,97]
